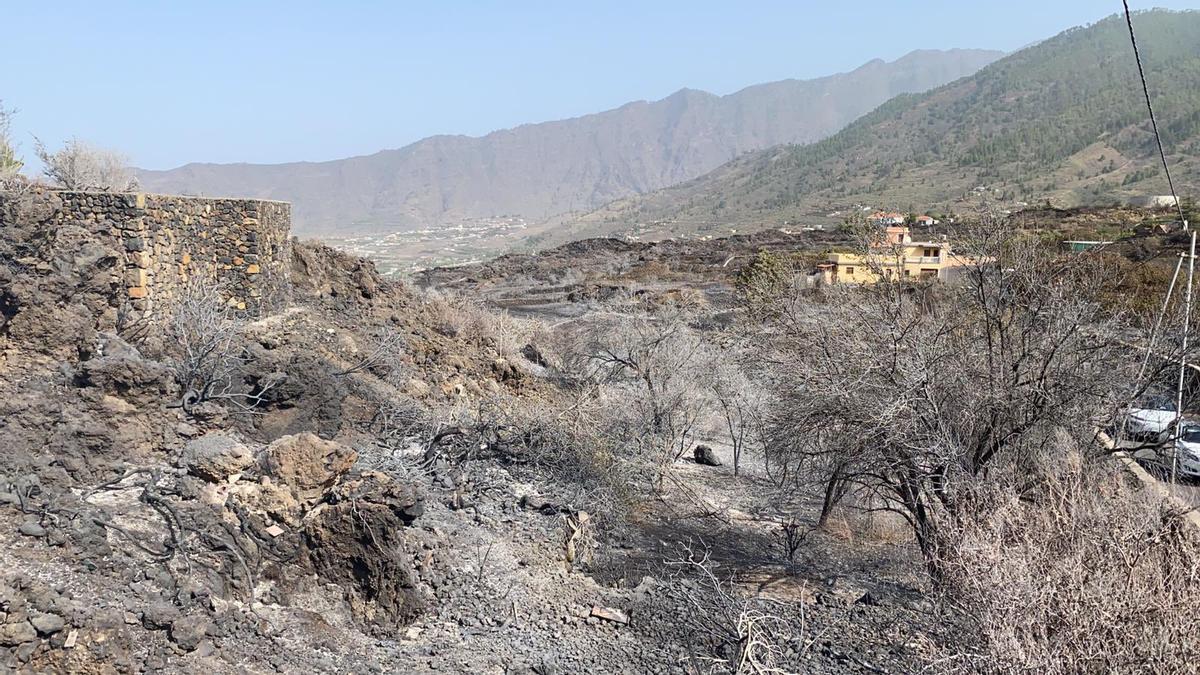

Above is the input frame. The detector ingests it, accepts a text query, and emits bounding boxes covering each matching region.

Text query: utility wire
[1122,0,1189,228]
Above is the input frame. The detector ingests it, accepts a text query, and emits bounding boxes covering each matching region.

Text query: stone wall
[48,191,291,315]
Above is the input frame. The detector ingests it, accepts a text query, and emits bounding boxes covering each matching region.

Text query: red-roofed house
[868,211,905,226]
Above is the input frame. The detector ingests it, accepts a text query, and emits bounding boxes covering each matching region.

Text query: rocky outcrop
[303,471,426,628]
[181,432,254,482]
[261,432,357,507]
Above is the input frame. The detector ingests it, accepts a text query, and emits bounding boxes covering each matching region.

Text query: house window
[904,269,911,276]
[923,247,939,258]
[845,266,855,275]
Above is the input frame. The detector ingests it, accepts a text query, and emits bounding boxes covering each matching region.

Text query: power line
[1122,0,1189,228]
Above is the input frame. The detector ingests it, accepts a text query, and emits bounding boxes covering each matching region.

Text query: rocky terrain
[416,229,847,319]
[418,204,1186,318]
[0,188,979,673]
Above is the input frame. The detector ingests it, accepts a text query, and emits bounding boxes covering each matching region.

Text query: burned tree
[711,360,764,477]
[34,137,138,192]
[560,311,715,483]
[763,225,1140,571]
[166,280,282,413]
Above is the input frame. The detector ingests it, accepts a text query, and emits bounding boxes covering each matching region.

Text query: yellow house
[815,226,976,284]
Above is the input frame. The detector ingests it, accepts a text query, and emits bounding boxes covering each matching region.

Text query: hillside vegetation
[564,10,1200,240]
[136,50,1000,235]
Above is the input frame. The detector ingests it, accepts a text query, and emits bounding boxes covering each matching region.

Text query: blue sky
[5,1,1199,169]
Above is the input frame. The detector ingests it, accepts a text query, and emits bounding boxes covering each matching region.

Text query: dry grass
[819,510,912,546]
[940,458,1200,674]
[421,288,535,360]
[815,489,914,545]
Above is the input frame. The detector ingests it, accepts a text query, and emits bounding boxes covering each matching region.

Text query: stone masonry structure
[48,191,291,315]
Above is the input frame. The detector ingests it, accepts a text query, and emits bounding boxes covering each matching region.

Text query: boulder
[140,601,182,630]
[0,620,36,647]
[94,332,143,360]
[18,521,46,538]
[304,471,425,628]
[74,354,173,404]
[693,445,722,467]
[168,614,211,651]
[30,613,65,635]
[182,433,254,483]
[261,433,356,504]
[228,478,303,526]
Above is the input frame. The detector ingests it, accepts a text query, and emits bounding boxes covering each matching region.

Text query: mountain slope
[564,10,1200,240]
[136,49,1001,235]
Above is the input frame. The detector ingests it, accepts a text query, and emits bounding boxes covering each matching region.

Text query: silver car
[1122,394,1179,442]
[1164,424,1200,480]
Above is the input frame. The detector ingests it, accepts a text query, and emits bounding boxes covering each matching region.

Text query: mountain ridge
[556,10,1200,242]
[136,48,1003,235]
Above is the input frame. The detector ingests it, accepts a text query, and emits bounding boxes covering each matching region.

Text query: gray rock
[18,521,46,538]
[95,332,142,360]
[693,445,722,467]
[141,601,181,630]
[169,614,211,651]
[0,620,36,646]
[176,422,201,438]
[182,432,254,482]
[30,613,65,635]
[14,640,37,663]
[74,353,172,404]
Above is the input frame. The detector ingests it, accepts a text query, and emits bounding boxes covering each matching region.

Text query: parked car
[1162,423,1200,480]
[1121,394,1179,441]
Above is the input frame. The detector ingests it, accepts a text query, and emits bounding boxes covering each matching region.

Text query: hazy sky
[6,1,1199,169]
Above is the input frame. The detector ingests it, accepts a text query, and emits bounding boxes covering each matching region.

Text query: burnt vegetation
[4,10,1200,665]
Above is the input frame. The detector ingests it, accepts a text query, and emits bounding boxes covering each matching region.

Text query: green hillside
[564,10,1200,240]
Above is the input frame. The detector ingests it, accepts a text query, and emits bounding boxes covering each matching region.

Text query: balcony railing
[905,256,942,264]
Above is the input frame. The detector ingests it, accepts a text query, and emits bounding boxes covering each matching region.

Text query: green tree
[736,250,796,318]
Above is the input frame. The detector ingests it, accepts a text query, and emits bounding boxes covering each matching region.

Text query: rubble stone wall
[49,191,291,315]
